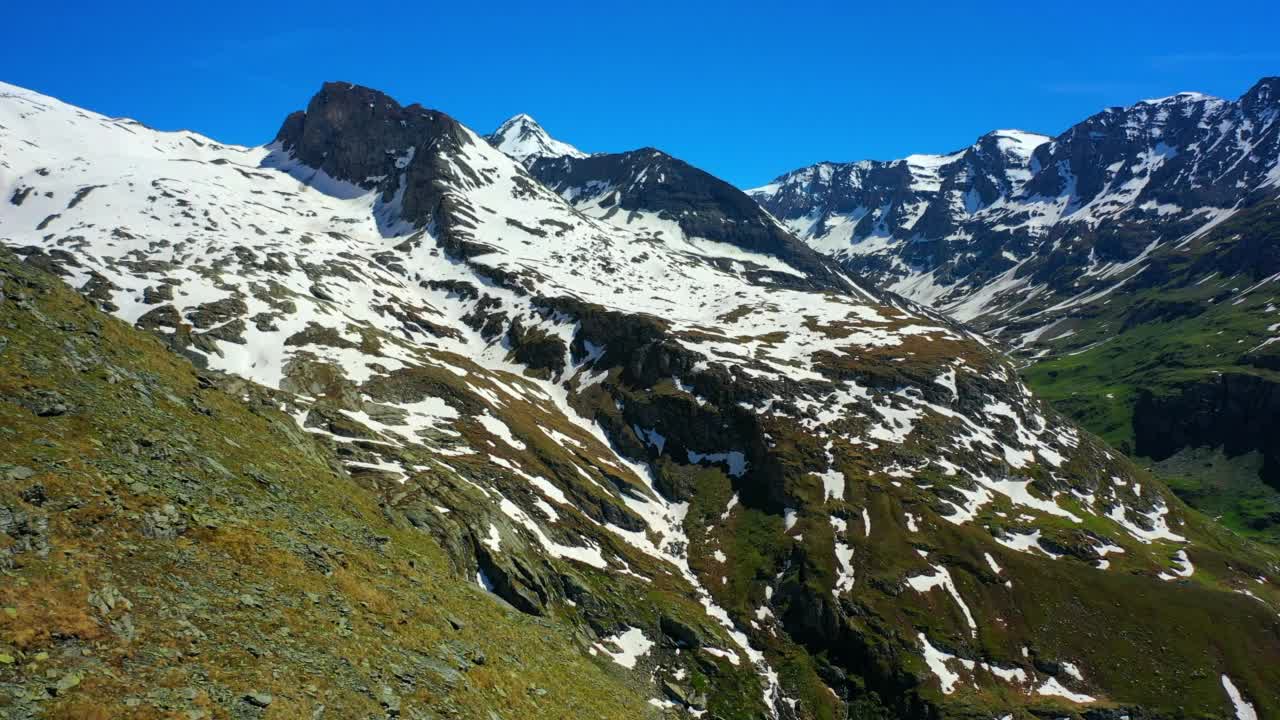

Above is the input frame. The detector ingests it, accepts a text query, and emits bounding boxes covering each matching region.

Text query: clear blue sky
[4,1,1277,187]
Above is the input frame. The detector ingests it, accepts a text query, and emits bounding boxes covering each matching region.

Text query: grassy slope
[3,240,1280,719]
[0,249,660,718]
[1022,197,1280,542]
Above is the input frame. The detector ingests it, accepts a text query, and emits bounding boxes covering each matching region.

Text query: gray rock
[19,483,46,506]
[50,672,81,695]
[243,691,273,707]
[660,615,702,649]
[3,465,36,481]
[22,389,69,417]
[378,685,401,715]
[141,503,187,539]
[89,585,133,616]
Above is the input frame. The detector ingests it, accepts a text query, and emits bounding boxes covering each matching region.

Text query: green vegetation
[0,249,661,718]
[4,237,1280,719]
[1023,197,1280,542]
[1154,449,1280,545]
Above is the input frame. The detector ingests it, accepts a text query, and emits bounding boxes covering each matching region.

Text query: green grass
[1021,199,1280,543]
[0,249,664,719]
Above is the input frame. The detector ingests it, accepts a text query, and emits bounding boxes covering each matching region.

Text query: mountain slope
[753,77,1280,542]
[3,80,1280,719]
[750,128,1050,262]
[1021,194,1280,539]
[514,142,858,291]
[0,245,656,718]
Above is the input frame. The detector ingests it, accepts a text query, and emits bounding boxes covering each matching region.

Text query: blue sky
[4,1,1277,187]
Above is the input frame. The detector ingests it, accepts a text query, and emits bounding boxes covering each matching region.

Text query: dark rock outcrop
[1134,372,1280,489]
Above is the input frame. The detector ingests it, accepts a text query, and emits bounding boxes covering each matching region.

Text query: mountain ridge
[749,77,1280,326]
[3,79,1280,719]
[744,77,1280,521]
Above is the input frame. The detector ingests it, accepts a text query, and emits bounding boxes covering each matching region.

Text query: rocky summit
[2,78,1279,720]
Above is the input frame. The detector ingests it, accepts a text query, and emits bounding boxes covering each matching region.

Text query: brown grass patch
[0,577,104,650]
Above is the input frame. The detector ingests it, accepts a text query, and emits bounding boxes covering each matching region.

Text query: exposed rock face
[751,128,1049,286]
[1134,372,1280,487]
[3,79,1280,720]
[274,81,478,237]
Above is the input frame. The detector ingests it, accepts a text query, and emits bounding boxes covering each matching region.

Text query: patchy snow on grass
[1222,675,1259,720]
[688,449,748,477]
[592,626,654,669]
[1036,676,1095,703]
[917,633,963,695]
[984,552,1003,574]
[721,493,740,521]
[702,646,741,665]
[815,467,845,502]
[482,523,502,552]
[1107,500,1186,544]
[1158,549,1194,580]
[635,426,667,453]
[498,498,608,569]
[906,565,977,636]
[476,412,526,450]
[993,528,1060,558]
[830,517,855,595]
[783,508,799,531]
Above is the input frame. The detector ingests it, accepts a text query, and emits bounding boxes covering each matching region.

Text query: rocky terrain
[2,80,1279,719]
[750,78,1280,543]
[0,245,662,719]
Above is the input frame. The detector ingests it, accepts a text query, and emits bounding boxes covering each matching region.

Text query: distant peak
[978,128,1051,158]
[495,113,538,131]
[1135,90,1221,106]
[488,113,586,163]
[983,128,1050,140]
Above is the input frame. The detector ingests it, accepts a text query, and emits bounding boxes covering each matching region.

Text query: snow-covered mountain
[517,145,854,290]
[3,80,1279,719]
[751,79,1280,341]
[485,113,587,165]
[750,129,1050,260]
[750,78,1280,537]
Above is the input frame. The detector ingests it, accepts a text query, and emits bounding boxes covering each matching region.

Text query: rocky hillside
[3,80,1280,719]
[521,145,852,290]
[0,246,656,719]
[752,77,1280,542]
[1022,195,1280,541]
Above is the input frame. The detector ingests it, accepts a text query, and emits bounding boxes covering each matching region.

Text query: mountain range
[503,78,1280,544]
[747,78,1280,542]
[1,77,1278,720]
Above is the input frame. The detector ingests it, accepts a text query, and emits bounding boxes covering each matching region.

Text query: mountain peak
[487,112,586,164]
[976,128,1051,162]
[1135,90,1220,105]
